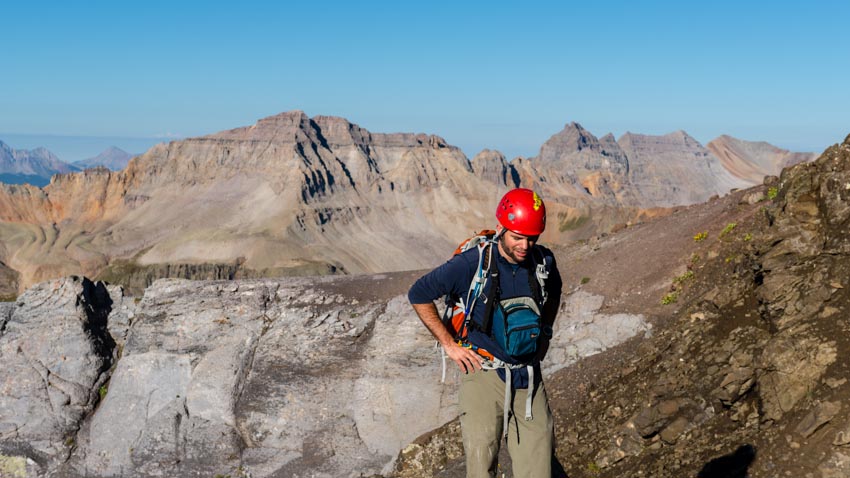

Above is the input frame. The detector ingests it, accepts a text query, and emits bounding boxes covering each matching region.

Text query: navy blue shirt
[409,244,562,388]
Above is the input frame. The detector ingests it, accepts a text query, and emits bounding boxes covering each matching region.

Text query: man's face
[497,227,538,264]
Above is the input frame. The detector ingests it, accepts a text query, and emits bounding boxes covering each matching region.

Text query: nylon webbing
[481,358,535,440]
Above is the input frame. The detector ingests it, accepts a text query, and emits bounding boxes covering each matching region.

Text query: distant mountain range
[0,141,133,186]
[73,146,134,171]
[0,141,77,187]
[0,112,821,292]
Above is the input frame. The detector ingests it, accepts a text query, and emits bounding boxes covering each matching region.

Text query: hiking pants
[458,368,554,478]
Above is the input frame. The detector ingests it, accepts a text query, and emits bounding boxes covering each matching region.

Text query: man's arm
[412,302,483,373]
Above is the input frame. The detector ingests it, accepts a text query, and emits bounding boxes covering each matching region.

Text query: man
[408,188,562,478]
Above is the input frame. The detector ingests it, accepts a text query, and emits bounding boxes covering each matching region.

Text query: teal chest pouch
[491,296,541,360]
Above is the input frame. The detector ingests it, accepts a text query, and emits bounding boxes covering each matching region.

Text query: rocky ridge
[0,111,504,291]
[0,113,817,296]
[618,131,749,207]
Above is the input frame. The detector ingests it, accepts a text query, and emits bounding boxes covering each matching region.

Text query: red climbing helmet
[495,188,546,236]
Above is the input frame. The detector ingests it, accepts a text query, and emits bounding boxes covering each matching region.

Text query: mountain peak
[667,130,700,145]
[538,122,599,162]
[261,109,309,121]
[561,121,593,139]
[253,110,312,131]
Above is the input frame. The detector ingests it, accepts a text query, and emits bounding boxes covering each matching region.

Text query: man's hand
[444,341,484,373]
[411,302,484,373]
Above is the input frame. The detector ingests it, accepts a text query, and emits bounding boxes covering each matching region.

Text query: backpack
[440,230,551,361]
[441,230,497,344]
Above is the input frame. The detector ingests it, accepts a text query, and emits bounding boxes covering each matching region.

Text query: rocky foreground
[0,267,647,477]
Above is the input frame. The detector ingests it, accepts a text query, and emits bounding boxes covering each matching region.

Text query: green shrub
[693,231,708,242]
[767,186,779,200]
[673,271,694,284]
[720,223,737,238]
[661,292,679,305]
[559,214,590,232]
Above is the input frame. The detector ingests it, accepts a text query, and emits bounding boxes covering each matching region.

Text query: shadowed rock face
[471,149,518,188]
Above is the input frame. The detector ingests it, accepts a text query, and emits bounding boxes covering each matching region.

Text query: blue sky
[2,1,848,162]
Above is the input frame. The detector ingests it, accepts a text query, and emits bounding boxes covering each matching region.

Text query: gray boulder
[67,275,459,478]
[0,277,113,472]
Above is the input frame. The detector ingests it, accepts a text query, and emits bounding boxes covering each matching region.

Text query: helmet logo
[508,213,516,221]
[532,192,542,211]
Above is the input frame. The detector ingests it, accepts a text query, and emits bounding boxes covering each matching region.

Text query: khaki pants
[458,368,554,478]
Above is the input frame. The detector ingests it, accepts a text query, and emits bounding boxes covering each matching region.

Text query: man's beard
[499,235,528,263]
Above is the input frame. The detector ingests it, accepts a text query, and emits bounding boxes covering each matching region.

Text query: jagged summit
[526,122,631,206]
[539,122,605,160]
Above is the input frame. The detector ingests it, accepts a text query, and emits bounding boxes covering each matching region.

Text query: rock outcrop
[388,133,850,477]
[471,149,518,188]
[0,258,651,477]
[0,277,113,470]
